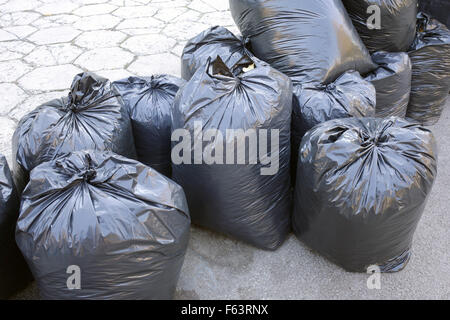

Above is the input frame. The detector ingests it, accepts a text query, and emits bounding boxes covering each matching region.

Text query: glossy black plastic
[365,51,412,118]
[406,13,450,125]
[0,155,32,298]
[293,117,437,272]
[172,55,292,250]
[419,0,450,28]
[229,0,375,84]
[113,75,185,177]
[16,150,191,300]
[291,70,376,182]
[12,72,136,193]
[181,25,253,81]
[343,0,418,53]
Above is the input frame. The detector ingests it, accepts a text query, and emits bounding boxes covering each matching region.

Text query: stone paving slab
[1,0,449,300]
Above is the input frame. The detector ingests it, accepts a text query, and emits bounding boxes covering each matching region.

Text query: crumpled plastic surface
[113,75,185,177]
[291,70,376,181]
[12,72,136,193]
[406,12,450,125]
[293,117,438,272]
[419,0,450,28]
[365,51,412,118]
[229,0,375,84]
[172,55,292,250]
[342,0,418,53]
[292,70,376,149]
[181,25,253,81]
[16,150,191,300]
[0,154,32,298]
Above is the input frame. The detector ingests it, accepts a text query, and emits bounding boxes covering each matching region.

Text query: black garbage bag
[419,0,450,28]
[16,150,191,300]
[292,71,376,149]
[113,75,185,177]
[0,154,32,299]
[342,0,418,53]
[291,70,376,182]
[181,25,253,81]
[12,72,136,193]
[229,0,375,84]
[293,117,437,272]
[364,51,412,118]
[172,55,292,250]
[406,12,450,125]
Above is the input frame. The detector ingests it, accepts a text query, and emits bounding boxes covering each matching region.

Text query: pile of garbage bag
[4,0,450,300]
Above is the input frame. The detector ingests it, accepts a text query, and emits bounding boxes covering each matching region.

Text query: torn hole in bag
[210,55,255,79]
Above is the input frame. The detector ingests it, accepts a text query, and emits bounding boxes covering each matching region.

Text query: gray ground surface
[1,0,449,300]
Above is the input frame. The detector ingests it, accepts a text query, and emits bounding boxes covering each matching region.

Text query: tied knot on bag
[81,168,97,182]
[361,121,392,148]
[361,131,381,148]
[146,75,157,89]
[317,82,336,92]
[55,153,97,184]
[326,83,336,91]
[324,83,336,91]
[81,154,97,182]
[67,93,78,113]
[242,36,252,52]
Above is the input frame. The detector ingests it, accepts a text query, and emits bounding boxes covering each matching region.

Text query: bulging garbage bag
[172,55,292,250]
[293,117,437,272]
[292,70,376,152]
[364,51,412,118]
[181,25,253,81]
[291,71,376,181]
[113,75,185,177]
[0,154,32,298]
[12,72,136,193]
[406,12,450,125]
[419,0,450,28]
[342,0,418,53]
[16,150,191,300]
[229,0,375,84]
